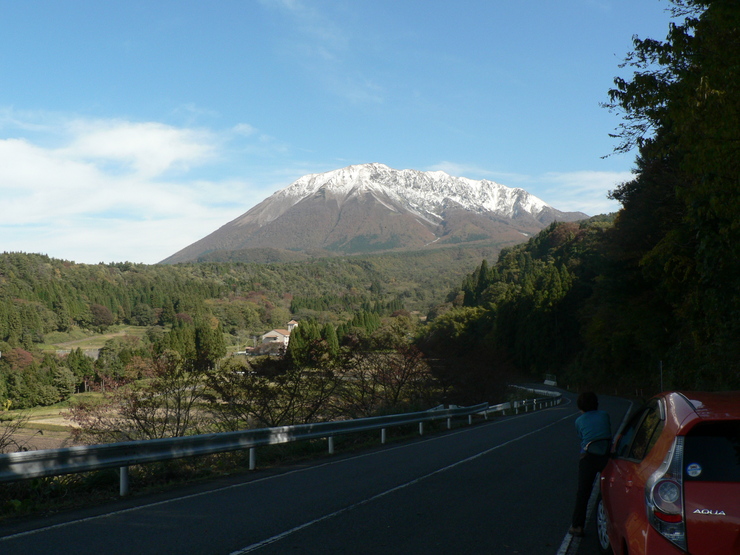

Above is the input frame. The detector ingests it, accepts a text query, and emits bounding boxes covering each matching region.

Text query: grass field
[9,393,97,426]
[2,392,105,450]
[39,325,150,353]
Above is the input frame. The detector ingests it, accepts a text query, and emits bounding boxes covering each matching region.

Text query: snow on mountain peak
[275,163,550,220]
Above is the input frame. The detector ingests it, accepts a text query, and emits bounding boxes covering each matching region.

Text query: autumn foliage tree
[90,303,115,331]
[67,351,208,443]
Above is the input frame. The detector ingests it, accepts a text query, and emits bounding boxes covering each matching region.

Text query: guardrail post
[249,447,256,470]
[381,428,386,444]
[119,466,129,497]
[328,436,335,455]
[447,417,451,430]
[419,422,424,436]
[468,415,472,425]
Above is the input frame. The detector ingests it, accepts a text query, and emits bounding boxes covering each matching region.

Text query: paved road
[0,390,632,555]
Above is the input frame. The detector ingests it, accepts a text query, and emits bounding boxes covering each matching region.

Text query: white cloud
[539,170,631,215]
[429,161,629,216]
[0,115,259,264]
[60,120,215,178]
[233,123,258,137]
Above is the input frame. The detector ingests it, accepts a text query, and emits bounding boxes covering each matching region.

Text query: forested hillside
[423,0,740,396]
[420,217,613,401]
[0,244,504,344]
[0,243,502,409]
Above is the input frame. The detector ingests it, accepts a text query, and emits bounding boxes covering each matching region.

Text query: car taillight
[646,437,687,551]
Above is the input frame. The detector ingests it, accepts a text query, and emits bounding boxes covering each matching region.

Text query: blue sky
[0,0,676,264]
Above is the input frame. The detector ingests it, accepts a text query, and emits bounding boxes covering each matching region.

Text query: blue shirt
[575,410,612,453]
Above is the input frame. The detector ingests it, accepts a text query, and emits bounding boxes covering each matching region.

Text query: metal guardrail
[0,403,486,495]
[0,388,562,496]
[485,388,562,417]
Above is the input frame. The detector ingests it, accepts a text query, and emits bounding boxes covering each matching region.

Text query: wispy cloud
[539,170,630,215]
[233,123,258,137]
[260,0,348,50]
[426,161,524,183]
[259,0,383,104]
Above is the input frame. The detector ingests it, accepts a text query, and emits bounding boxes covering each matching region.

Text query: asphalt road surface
[0,389,632,555]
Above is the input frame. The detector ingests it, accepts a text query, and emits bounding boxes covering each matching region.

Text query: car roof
[667,391,740,423]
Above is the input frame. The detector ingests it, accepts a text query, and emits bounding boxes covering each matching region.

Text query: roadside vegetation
[429,0,740,394]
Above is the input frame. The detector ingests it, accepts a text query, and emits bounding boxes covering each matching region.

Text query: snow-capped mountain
[160,163,587,264]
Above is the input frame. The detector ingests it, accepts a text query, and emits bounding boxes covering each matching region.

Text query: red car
[597,391,740,554]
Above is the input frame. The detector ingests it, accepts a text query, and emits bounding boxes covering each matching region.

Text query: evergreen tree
[194,321,227,372]
[603,0,740,387]
[52,365,77,401]
[322,323,340,358]
[66,348,96,392]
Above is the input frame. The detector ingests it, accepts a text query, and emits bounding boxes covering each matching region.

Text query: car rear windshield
[684,421,740,482]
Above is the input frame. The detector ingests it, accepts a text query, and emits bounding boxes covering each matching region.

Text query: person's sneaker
[569,526,584,537]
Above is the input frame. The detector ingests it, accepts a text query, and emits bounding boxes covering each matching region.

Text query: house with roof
[259,320,299,351]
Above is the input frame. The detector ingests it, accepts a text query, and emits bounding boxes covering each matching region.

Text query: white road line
[0,408,541,543]
[556,399,635,555]
[230,411,577,554]
[557,474,601,555]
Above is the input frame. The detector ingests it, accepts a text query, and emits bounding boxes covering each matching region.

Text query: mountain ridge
[161,163,587,264]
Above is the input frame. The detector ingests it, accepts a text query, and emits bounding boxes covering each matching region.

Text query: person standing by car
[570,391,612,537]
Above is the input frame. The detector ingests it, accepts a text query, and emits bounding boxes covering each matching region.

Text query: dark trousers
[572,452,608,528]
